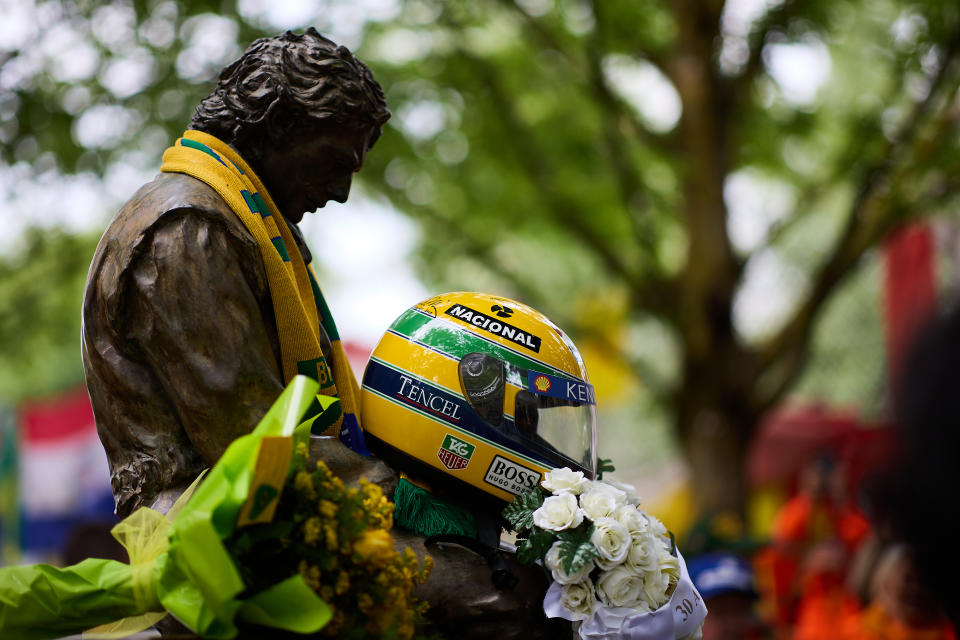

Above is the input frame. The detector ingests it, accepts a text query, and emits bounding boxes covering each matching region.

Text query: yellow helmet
[361,292,598,505]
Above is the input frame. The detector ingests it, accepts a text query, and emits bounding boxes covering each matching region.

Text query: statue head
[190,28,390,221]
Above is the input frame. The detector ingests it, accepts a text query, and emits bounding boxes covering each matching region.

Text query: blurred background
[1,0,959,636]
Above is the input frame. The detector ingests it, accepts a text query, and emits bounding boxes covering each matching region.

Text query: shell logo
[534,374,551,393]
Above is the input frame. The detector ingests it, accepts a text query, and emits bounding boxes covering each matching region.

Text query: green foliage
[1,2,266,174]
[501,485,546,533]
[557,524,599,575]
[0,228,100,402]
[791,250,887,416]
[516,527,556,565]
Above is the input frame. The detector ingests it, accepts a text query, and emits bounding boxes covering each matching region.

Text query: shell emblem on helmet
[533,375,552,393]
[360,292,598,504]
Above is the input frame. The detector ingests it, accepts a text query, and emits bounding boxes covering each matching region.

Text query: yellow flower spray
[226,442,433,640]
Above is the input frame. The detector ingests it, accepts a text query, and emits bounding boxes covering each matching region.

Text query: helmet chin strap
[425,509,520,591]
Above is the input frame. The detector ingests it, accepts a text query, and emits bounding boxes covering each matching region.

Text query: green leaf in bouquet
[559,525,598,575]
[597,458,616,480]
[556,522,593,543]
[516,528,556,565]
[502,486,545,532]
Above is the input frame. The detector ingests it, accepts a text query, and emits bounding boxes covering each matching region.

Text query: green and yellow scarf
[160,130,365,448]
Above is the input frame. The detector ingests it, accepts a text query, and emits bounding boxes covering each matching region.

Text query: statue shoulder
[106,172,251,248]
[84,172,265,327]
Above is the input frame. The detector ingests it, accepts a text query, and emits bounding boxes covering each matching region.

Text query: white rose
[541,467,588,495]
[606,479,642,506]
[559,577,597,619]
[646,513,668,538]
[579,483,626,521]
[626,533,659,573]
[656,547,680,581]
[642,566,673,608]
[595,565,649,609]
[614,504,649,536]
[545,541,594,584]
[590,517,631,569]
[532,493,584,531]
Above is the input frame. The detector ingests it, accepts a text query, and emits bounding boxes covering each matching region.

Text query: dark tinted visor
[458,352,597,475]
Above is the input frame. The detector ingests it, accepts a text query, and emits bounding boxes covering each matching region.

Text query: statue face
[257,123,381,222]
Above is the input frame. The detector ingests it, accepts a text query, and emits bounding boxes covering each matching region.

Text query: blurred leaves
[0,229,99,402]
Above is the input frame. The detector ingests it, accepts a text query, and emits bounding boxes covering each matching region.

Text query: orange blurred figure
[755,455,870,637]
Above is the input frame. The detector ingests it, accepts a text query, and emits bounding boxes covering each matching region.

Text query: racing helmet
[361,292,598,505]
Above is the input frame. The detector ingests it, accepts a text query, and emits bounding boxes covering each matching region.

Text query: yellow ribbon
[83,472,207,639]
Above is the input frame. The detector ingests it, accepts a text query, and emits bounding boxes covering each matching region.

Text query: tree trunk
[676,400,753,519]
[674,335,761,519]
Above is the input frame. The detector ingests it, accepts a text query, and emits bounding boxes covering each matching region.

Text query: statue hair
[189,28,390,162]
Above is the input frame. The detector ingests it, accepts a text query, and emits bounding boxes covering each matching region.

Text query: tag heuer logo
[438,434,475,470]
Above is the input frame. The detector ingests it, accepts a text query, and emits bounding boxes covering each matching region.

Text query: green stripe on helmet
[388,308,579,381]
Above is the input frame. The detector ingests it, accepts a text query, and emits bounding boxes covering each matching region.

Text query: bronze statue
[83,28,389,520]
[82,29,559,638]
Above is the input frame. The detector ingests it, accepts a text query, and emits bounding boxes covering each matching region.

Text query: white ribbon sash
[543,550,707,640]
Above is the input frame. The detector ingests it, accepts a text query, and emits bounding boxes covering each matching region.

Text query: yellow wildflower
[420,554,434,582]
[295,441,308,460]
[294,470,316,499]
[268,454,433,637]
[414,599,430,616]
[324,522,338,551]
[319,499,338,518]
[334,570,350,595]
[387,586,403,604]
[320,585,335,602]
[353,528,395,566]
[303,516,322,545]
[297,562,321,591]
[359,478,378,496]
[357,593,374,612]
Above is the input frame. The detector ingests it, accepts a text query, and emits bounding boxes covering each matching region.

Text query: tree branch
[755,15,954,255]
[726,0,800,98]
[754,41,960,410]
[497,0,675,153]
[584,0,662,266]
[666,0,741,355]
[449,47,682,313]
[758,114,890,252]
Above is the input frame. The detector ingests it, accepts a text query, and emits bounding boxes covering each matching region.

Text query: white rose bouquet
[503,465,706,640]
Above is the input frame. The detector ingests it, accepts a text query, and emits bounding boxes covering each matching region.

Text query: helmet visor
[459,353,598,477]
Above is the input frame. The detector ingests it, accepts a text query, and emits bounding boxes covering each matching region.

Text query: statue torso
[82,172,331,516]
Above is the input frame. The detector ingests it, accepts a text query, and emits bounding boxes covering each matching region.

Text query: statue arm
[122,208,286,466]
